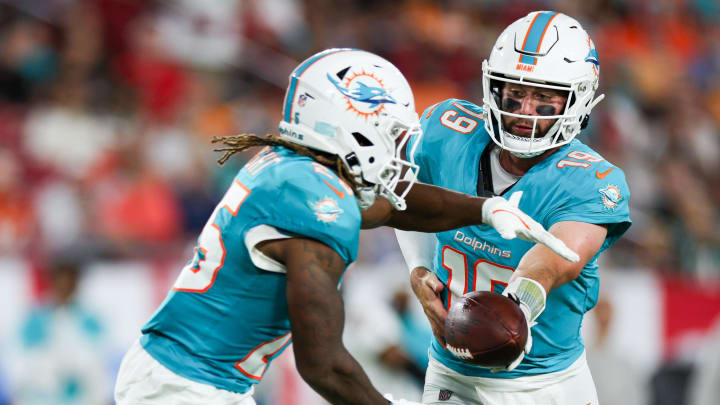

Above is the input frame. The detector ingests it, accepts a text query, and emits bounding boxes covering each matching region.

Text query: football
[444,290,528,368]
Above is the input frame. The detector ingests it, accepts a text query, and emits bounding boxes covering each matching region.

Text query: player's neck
[499,148,556,176]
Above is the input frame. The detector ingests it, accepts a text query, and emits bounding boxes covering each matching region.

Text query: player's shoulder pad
[275,158,361,227]
[250,155,360,266]
[419,98,485,141]
[539,141,631,242]
[420,98,483,123]
[548,141,630,197]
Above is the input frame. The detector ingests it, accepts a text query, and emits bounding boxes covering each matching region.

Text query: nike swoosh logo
[596,168,614,179]
[323,180,345,199]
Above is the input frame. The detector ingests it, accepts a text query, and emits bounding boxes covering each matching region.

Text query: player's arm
[364,185,578,262]
[361,181,499,232]
[366,120,488,232]
[260,237,391,405]
[394,229,448,345]
[367,182,486,232]
[513,221,607,292]
[493,220,607,371]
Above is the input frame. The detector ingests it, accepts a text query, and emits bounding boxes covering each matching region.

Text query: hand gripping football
[444,291,528,368]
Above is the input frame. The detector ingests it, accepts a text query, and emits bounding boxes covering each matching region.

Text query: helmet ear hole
[352,132,374,147]
[336,66,350,80]
[580,115,590,130]
[345,152,361,170]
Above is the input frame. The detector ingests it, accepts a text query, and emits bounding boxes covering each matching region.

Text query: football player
[114,48,577,405]
[396,12,631,405]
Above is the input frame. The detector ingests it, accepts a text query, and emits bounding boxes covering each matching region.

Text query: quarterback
[397,12,631,405]
[113,48,577,405]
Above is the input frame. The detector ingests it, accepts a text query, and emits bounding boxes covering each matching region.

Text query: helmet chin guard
[279,48,422,210]
[481,12,605,158]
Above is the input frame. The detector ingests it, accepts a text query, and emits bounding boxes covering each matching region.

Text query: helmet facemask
[483,62,603,158]
[371,116,421,211]
[337,114,421,211]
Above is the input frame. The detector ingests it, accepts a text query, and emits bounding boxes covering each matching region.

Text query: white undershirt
[489,146,522,195]
[244,224,292,273]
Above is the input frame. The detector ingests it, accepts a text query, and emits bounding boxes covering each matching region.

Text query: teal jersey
[412,99,631,378]
[140,146,361,393]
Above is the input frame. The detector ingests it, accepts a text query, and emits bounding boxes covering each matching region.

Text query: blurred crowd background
[0,0,719,404]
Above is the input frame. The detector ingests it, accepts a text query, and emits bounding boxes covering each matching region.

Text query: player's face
[499,83,568,138]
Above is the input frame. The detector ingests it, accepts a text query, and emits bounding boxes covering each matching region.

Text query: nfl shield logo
[438,389,453,401]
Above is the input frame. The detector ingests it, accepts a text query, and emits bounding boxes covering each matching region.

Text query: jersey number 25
[173,180,251,292]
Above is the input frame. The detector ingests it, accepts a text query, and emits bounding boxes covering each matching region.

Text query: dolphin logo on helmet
[327,73,397,108]
[584,48,599,68]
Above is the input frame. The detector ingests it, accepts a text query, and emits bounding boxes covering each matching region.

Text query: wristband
[504,277,546,323]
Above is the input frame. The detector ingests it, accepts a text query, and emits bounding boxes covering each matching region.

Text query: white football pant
[115,339,256,405]
[422,352,599,405]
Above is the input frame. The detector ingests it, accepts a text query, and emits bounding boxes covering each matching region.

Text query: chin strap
[356,186,376,210]
[508,148,545,159]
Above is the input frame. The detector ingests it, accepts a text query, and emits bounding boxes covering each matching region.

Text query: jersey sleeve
[406,100,452,184]
[410,99,491,198]
[254,166,361,266]
[545,164,631,250]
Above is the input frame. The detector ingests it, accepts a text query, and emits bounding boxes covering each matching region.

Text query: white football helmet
[278,48,421,210]
[482,11,605,158]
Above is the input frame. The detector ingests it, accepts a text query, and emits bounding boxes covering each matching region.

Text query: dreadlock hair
[211,133,365,193]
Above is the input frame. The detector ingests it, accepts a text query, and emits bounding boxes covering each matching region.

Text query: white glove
[481,191,579,263]
[384,393,425,405]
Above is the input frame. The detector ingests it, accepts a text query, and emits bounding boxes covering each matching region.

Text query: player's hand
[491,290,534,372]
[384,393,425,405]
[482,191,579,263]
[410,267,447,346]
